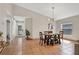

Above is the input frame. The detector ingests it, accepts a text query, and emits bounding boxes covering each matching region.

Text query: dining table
[43,33,61,45]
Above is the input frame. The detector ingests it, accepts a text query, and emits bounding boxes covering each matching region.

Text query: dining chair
[59,31,63,41]
[50,37,54,45]
[45,34,54,45]
[39,32,44,45]
[57,34,61,44]
[53,34,59,44]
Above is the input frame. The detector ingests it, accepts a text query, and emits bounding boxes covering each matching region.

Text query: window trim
[61,23,72,35]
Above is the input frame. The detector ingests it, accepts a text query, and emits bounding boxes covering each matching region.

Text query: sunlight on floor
[17,38,22,55]
[63,40,72,44]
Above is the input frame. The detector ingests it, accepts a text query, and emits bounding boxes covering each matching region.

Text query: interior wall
[12,4,50,39]
[55,15,79,41]
[12,16,26,37]
[0,4,12,41]
[12,19,17,38]
[1,4,79,41]
[25,18,32,36]
[0,4,50,40]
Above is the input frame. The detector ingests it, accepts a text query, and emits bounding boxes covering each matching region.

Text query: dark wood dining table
[44,33,61,45]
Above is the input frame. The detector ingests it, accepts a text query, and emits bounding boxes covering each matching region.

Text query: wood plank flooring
[0,37,74,55]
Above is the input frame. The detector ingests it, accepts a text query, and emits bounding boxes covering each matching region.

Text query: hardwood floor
[0,37,74,55]
[0,38,22,55]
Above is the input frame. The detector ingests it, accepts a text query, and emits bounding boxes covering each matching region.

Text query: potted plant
[25,29,30,40]
[0,32,3,41]
[0,32,3,37]
[0,31,3,48]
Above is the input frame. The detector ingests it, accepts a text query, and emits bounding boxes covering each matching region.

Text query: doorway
[18,25,23,36]
[6,20,10,43]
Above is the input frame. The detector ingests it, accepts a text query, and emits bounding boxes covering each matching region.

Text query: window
[62,24,72,35]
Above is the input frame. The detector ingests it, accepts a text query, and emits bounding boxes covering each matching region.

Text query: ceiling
[15,3,79,20]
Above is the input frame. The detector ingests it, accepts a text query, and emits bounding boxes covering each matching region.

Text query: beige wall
[0,4,12,41]
[12,4,50,38]
[56,15,79,41]
[1,4,79,41]
[0,4,50,40]
[25,18,32,36]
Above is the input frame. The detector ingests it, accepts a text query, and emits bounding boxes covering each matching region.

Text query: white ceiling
[15,3,54,18]
[54,3,79,20]
[15,3,79,20]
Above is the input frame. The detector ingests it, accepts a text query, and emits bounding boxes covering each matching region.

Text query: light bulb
[48,19,50,21]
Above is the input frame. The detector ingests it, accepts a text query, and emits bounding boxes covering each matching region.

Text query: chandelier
[48,6,55,30]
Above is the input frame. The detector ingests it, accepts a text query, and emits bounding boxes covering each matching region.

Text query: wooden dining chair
[57,34,61,44]
[53,34,59,44]
[39,32,44,45]
[59,31,63,41]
